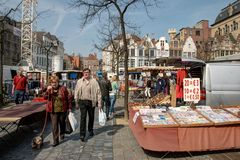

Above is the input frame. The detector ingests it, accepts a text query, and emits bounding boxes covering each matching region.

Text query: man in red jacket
[12,69,28,104]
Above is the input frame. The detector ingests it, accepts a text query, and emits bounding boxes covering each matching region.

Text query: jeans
[14,90,25,104]
[109,95,116,114]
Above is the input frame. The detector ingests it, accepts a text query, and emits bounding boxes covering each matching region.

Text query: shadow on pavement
[0,119,52,159]
[144,148,240,159]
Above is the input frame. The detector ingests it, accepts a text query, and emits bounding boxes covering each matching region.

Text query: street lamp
[43,35,58,84]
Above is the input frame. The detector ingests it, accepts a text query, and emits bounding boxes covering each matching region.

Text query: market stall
[129,105,240,152]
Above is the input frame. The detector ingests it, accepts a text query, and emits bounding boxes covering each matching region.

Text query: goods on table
[145,94,171,106]
[197,106,240,125]
[223,106,240,117]
[139,109,178,127]
[169,107,212,127]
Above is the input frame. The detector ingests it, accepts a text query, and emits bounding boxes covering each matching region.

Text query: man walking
[12,69,28,104]
[74,68,102,141]
[98,72,112,120]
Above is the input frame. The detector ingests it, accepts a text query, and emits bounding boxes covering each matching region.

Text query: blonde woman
[109,75,119,117]
[44,75,72,147]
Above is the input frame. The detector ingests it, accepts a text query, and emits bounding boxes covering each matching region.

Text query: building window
[196,30,200,36]
[138,59,143,66]
[139,49,143,57]
[130,59,135,67]
[160,40,164,47]
[150,50,154,57]
[221,50,224,56]
[233,21,238,30]
[144,60,149,66]
[192,52,196,57]
[230,50,233,55]
[226,50,229,56]
[170,50,174,57]
[145,49,149,57]
[174,41,178,48]
[130,49,135,57]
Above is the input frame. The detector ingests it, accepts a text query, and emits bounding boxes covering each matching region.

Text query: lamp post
[43,35,58,84]
[45,44,53,84]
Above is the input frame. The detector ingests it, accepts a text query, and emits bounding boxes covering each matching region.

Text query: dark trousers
[50,112,66,144]
[79,100,95,137]
[14,90,25,104]
[102,96,110,118]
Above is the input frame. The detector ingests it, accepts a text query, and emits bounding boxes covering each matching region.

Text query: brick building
[63,54,81,70]
[0,16,21,65]
[81,53,99,74]
[168,20,211,60]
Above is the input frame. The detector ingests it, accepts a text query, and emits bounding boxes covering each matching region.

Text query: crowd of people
[44,68,119,145]
[9,67,180,147]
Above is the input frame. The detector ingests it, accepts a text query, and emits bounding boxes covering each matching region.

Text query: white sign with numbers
[183,78,200,102]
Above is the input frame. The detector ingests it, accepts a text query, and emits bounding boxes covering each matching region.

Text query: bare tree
[95,17,124,78]
[70,0,159,120]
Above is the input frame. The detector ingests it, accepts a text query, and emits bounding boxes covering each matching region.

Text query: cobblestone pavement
[1,98,240,160]
[0,107,114,160]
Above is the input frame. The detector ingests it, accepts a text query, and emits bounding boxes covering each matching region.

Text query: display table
[129,108,240,152]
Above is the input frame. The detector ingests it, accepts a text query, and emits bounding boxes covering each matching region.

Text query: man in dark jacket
[98,72,112,120]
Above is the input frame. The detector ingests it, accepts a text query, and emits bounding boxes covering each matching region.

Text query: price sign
[183,78,200,102]
[133,111,140,124]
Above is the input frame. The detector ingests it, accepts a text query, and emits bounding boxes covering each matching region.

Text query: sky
[1,0,234,58]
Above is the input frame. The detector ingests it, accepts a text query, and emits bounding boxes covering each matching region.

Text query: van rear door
[203,63,240,106]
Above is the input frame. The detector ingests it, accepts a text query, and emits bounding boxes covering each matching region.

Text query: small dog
[31,135,43,149]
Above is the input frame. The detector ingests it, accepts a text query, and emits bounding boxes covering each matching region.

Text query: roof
[154,57,205,68]
[212,0,240,26]
[128,66,184,72]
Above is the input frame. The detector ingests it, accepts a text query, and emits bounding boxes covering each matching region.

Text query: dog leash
[39,109,48,137]
[39,90,51,136]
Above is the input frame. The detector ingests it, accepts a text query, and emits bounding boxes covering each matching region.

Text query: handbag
[98,109,106,126]
[65,114,73,134]
[68,112,78,131]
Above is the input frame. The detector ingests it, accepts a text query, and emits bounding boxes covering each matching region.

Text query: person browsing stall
[12,69,28,104]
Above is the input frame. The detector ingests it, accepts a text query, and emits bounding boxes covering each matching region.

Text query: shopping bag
[98,109,106,126]
[68,112,78,131]
[65,116,73,134]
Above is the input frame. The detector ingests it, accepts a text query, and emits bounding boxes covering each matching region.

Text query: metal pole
[0,22,4,105]
[46,48,49,84]
[46,44,52,84]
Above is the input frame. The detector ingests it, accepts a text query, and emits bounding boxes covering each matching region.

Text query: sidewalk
[0,103,115,160]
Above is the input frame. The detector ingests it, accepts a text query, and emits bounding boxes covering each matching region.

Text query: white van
[202,62,240,106]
